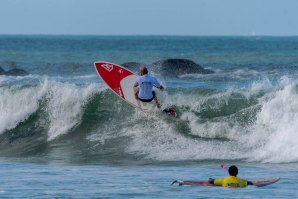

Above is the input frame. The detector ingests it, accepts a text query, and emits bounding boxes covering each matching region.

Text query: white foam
[0,76,7,84]
[45,82,100,141]
[170,89,238,113]
[4,74,297,163]
[0,76,104,141]
[0,79,48,134]
[117,113,242,161]
[246,77,298,163]
[249,78,273,93]
[178,73,206,79]
[118,76,298,163]
[177,68,260,81]
[180,112,231,139]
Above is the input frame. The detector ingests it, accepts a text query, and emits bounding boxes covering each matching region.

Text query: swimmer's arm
[247,181,254,186]
[209,178,223,186]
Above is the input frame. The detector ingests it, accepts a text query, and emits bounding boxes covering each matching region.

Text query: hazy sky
[0,0,297,35]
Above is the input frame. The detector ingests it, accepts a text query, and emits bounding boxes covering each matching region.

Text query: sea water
[1,35,298,198]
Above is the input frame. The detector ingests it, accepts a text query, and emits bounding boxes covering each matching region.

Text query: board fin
[163,108,177,117]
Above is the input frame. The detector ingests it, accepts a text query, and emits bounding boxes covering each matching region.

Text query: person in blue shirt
[133,67,164,108]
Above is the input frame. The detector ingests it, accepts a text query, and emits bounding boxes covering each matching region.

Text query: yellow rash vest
[214,176,248,188]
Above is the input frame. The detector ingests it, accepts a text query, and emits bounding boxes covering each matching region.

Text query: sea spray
[1,36,298,164]
[247,77,298,163]
[2,74,298,163]
[0,79,47,134]
[118,77,298,163]
[0,76,102,141]
[45,82,99,141]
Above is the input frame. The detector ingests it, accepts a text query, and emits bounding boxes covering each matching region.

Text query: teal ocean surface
[1,36,298,198]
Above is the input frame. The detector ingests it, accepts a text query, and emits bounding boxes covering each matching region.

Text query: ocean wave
[0,76,298,164]
[246,77,298,163]
[0,77,102,141]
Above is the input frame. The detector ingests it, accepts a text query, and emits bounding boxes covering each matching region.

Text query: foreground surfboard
[171,177,279,187]
[94,61,176,117]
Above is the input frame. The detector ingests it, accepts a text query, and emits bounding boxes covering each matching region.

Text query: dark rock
[5,68,29,76]
[0,67,5,75]
[152,59,214,77]
[0,61,29,76]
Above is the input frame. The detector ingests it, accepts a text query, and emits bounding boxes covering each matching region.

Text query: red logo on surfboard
[101,63,113,72]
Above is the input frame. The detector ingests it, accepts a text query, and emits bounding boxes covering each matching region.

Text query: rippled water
[1,36,298,198]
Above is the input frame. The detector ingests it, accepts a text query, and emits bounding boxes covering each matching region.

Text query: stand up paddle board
[171,177,279,187]
[94,61,176,117]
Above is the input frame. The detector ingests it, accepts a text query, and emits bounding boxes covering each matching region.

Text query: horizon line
[0,33,298,37]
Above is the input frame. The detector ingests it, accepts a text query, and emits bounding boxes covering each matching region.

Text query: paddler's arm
[209,178,224,186]
[152,77,164,91]
[208,178,223,186]
[153,84,164,91]
[209,178,215,184]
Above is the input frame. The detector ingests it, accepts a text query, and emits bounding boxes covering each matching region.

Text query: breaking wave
[1,75,298,164]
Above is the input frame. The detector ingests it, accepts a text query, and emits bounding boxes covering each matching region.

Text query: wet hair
[228,165,238,176]
[140,67,148,75]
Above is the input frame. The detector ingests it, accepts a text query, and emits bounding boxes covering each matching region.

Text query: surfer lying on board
[209,165,253,188]
[133,67,164,108]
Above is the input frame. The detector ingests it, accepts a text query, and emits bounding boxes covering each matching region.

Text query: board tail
[171,180,183,186]
[171,180,177,185]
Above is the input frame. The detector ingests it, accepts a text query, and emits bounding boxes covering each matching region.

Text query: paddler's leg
[152,91,161,108]
[134,87,139,99]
